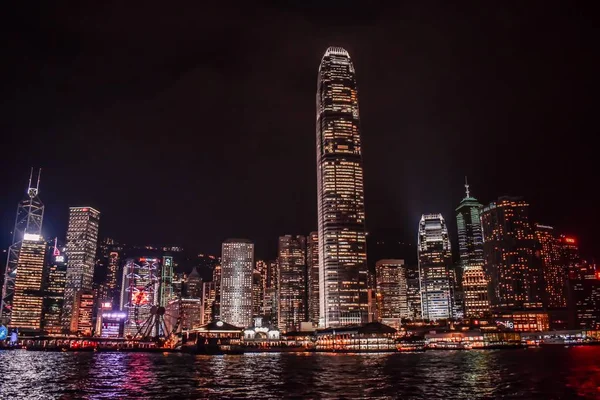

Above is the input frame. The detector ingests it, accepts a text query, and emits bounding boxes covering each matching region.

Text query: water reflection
[0,348,598,398]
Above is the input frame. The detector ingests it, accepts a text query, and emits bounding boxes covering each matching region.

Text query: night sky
[1,3,595,261]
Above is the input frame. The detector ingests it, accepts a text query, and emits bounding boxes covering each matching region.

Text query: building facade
[481,197,544,310]
[535,224,566,308]
[307,232,319,325]
[316,46,368,327]
[9,235,46,331]
[42,241,68,334]
[2,169,44,324]
[277,235,307,332]
[418,214,453,320]
[455,181,489,317]
[63,207,100,332]
[375,259,408,320]
[220,239,254,328]
[120,257,160,337]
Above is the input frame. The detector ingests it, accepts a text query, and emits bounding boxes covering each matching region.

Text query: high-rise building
[42,239,68,334]
[277,235,307,332]
[160,255,174,307]
[262,260,279,324]
[405,265,422,320]
[186,267,202,298]
[201,281,216,324]
[252,266,263,317]
[72,290,94,336]
[166,298,202,331]
[455,181,489,317]
[375,260,408,320]
[535,224,566,308]
[120,257,160,337]
[482,197,544,310]
[9,235,46,331]
[306,232,319,324]
[316,46,368,328]
[2,169,44,324]
[566,262,600,329]
[212,264,222,319]
[418,214,453,320]
[63,207,100,332]
[220,239,254,328]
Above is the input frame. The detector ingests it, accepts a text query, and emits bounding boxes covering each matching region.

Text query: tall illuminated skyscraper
[418,214,453,320]
[455,180,489,317]
[220,239,254,328]
[307,232,320,324]
[42,239,68,334]
[63,207,100,332]
[277,235,307,332]
[316,46,368,327]
[10,235,46,331]
[1,168,44,324]
[482,197,544,310]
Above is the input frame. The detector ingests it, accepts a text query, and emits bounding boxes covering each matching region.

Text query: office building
[2,169,44,324]
[186,267,202,298]
[120,257,160,337]
[481,197,544,310]
[418,214,453,320]
[316,47,368,327]
[455,181,489,317]
[375,259,408,321]
[535,224,566,308]
[63,207,100,332]
[278,235,307,332]
[42,240,68,334]
[201,280,216,324]
[220,239,254,328]
[9,235,46,331]
[307,232,319,324]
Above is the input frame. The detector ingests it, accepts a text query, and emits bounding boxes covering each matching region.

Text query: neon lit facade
[277,235,307,332]
[418,214,453,320]
[42,242,68,334]
[63,207,100,332]
[220,239,254,328]
[120,257,160,337]
[316,46,368,327]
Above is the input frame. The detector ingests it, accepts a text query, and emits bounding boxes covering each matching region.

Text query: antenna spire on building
[464,176,470,198]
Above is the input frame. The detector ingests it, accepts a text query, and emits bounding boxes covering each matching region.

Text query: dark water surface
[1,347,599,399]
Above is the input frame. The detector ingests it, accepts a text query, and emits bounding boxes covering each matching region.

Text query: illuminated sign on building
[565,238,576,244]
[55,255,65,263]
[23,233,40,241]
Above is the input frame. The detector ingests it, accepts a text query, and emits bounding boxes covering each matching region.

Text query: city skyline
[0,4,595,262]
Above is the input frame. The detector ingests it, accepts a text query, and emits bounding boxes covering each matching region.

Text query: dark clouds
[0,2,595,259]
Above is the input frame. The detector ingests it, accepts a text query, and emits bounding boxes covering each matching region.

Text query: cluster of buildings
[1,47,598,343]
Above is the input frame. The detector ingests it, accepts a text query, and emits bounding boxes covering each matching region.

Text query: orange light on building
[565,238,576,244]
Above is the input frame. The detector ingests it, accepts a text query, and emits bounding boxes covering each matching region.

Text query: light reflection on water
[0,347,599,399]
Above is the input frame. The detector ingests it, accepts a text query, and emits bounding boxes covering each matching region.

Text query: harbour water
[1,347,599,399]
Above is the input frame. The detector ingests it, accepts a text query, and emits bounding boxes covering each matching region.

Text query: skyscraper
[307,232,320,324]
[481,197,544,310]
[375,259,408,321]
[186,267,202,298]
[455,180,490,317]
[316,46,368,327]
[418,214,453,320]
[535,224,566,308]
[120,257,160,337]
[9,235,46,331]
[63,207,100,332]
[1,169,44,324]
[278,235,307,332]
[42,239,68,334]
[220,239,254,328]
